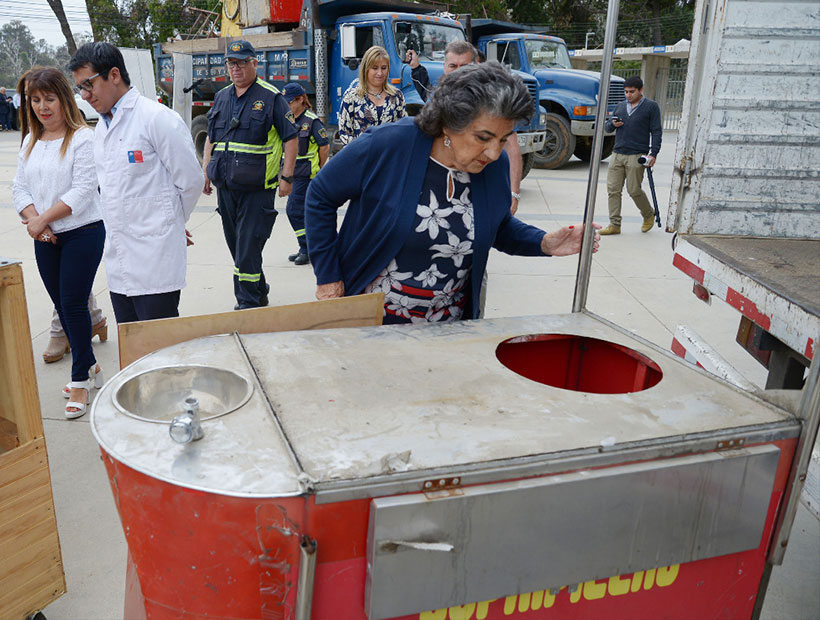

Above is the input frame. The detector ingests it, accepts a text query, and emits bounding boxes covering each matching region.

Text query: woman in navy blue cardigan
[306,62,599,323]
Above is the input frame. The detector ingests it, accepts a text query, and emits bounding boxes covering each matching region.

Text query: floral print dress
[365,157,474,324]
[338,88,407,145]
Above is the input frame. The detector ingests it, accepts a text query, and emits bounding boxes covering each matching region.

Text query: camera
[611,116,622,123]
[638,155,651,167]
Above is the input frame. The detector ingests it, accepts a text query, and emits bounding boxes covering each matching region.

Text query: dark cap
[226,40,256,59]
[283,82,306,102]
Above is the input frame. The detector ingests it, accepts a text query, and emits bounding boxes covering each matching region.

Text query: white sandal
[65,380,92,419]
[63,364,104,398]
[63,365,104,418]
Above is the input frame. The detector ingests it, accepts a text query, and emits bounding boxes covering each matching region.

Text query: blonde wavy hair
[356,46,397,99]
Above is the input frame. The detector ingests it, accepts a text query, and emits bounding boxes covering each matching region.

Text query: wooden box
[0,259,66,618]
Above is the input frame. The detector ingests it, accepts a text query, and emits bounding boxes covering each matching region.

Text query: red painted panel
[725,289,772,331]
[102,452,304,619]
[672,252,705,284]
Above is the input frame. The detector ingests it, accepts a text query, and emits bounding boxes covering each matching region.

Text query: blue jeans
[35,221,105,382]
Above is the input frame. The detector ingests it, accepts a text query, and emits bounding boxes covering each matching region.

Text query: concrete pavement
[0,128,817,619]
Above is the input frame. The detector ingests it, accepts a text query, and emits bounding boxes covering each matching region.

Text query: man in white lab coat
[69,42,203,323]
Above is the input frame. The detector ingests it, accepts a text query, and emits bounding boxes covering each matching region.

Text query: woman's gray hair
[415,61,532,136]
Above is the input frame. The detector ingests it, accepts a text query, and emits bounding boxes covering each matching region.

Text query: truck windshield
[525,40,572,69]
[394,21,466,61]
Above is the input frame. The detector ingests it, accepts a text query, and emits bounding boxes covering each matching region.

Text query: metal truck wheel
[574,135,615,162]
[190,115,209,164]
[534,113,575,169]
[521,152,535,180]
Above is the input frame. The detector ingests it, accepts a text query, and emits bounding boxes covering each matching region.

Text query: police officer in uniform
[282,83,329,265]
[203,40,298,309]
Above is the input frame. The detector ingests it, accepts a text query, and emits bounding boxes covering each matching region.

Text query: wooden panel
[2,575,65,620]
[0,547,65,618]
[0,515,57,567]
[118,293,384,369]
[0,439,47,492]
[0,262,43,444]
[0,469,51,526]
[0,415,18,454]
[0,435,65,617]
[160,31,299,54]
[0,531,60,583]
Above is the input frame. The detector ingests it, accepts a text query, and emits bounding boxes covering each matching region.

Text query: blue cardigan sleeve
[305,133,368,285]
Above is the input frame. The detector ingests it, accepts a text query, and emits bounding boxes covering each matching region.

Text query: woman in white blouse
[13,68,106,419]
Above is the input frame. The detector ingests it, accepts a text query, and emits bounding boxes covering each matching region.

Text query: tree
[0,21,62,87]
[46,0,78,55]
[84,0,219,48]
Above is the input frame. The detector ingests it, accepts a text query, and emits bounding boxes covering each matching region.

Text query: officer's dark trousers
[217,187,277,308]
[285,177,310,253]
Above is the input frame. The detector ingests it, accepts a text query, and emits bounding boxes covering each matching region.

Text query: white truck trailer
[666,0,820,602]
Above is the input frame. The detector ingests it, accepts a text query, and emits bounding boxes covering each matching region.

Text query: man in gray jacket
[601,76,662,235]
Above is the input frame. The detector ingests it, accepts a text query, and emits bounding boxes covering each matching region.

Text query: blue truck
[472,20,625,169]
[153,0,546,177]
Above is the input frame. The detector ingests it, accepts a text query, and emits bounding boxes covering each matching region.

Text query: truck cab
[331,12,546,173]
[474,25,625,169]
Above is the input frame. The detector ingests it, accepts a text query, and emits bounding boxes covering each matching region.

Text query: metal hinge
[716,438,745,451]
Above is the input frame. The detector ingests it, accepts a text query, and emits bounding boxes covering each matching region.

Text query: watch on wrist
[281,174,293,183]
[511,191,521,201]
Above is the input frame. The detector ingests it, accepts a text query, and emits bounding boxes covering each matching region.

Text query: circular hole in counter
[495,334,662,394]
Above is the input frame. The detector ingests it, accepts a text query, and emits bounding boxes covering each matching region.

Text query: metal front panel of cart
[365,445,780,620]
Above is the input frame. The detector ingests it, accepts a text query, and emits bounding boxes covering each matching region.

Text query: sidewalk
[0,129,816,619]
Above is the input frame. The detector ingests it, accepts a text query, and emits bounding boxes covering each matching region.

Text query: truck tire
[534,113,575,169]
[191,115,209,164]
[574,135,615,162]
[521,152,535,180]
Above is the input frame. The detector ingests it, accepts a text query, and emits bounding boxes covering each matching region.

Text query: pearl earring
[443,135,451,148]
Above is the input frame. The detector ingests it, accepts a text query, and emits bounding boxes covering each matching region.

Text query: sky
[0,0,93,48]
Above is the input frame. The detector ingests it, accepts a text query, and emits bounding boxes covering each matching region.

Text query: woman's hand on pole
[316,281,345,300]
[541,223,601,256]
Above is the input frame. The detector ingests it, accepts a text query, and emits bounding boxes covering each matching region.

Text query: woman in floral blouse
[338,45,407,145]
[307,62,600,323]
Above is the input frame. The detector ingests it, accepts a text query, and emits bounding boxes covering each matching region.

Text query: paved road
[0,128,816,619]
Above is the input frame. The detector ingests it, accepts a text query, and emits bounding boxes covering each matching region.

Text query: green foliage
[85,0,216,48]
[0,21,67,87]
[445,0,510,21]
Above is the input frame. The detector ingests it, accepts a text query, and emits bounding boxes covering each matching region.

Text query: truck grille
[526,80,538,114]
[608,82,625,105]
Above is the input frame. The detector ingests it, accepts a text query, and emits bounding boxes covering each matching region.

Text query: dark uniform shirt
[206,77,298,191]
[293,110,329,180]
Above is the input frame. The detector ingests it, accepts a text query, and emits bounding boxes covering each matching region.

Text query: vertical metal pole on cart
[572,0,621,312]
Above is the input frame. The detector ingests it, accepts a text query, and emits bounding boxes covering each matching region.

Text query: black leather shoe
[287,251,299,262]
[293,250,310,265]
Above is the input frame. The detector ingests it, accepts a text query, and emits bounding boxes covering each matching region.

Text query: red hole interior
[495,334,663,394]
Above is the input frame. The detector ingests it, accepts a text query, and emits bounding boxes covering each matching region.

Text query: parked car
[75,93,99,123]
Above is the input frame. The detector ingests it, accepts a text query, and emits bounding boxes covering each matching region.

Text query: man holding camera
[202,40,298,310]
[602,76,662,235]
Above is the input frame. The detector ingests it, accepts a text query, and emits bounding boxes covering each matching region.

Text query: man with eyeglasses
[202,40,298,310]
[69,42,203,324]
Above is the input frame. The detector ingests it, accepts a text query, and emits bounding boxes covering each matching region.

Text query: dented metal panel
[365,445,781,619]
[668,0,820,238]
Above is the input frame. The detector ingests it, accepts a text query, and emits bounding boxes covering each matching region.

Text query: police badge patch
[318,127,328,139]
[252,100,265,111]
[301,123,310,131]
[286,111,296,124]
[230,42,242,52]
